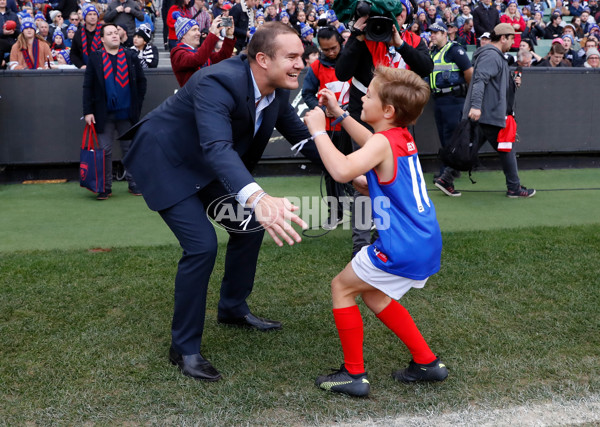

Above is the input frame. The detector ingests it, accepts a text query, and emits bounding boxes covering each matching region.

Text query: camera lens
[365,16,394,42]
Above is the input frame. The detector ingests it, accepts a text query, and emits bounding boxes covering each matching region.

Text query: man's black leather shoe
[169,347,222,381]
[217,312,282,331]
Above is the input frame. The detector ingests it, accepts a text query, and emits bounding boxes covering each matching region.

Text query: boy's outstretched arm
[317,88,373,147]
[304,107,391,183]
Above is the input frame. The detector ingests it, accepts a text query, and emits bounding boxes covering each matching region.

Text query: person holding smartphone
[170,14,235,86]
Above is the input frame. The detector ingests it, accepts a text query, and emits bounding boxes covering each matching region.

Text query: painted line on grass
[337,394,600,427]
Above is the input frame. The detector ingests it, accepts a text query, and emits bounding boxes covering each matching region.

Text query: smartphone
[221,17,233,27]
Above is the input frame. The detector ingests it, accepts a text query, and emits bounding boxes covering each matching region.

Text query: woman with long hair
[409,21,421,35]
[167,0,192,50]
[417,9,428,32]
[442,8,455,27]
[9,17,53,70]
[306,7,318,31]
[500,0,525,51]
[570,16,585,39]
[293,9,307,35]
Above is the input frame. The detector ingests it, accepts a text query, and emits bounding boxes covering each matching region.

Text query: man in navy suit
[123,22,321,381]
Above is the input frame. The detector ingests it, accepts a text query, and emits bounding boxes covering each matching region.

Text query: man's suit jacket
[123,54,320,212]
[82,48,147,133]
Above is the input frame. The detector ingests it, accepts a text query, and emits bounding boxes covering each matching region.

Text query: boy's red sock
[376,299,436,365]
[332,305,365,375]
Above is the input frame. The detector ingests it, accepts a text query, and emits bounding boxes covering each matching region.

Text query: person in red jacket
[170,14,235,87]
[500,0,525,51]
[166,0,192,50]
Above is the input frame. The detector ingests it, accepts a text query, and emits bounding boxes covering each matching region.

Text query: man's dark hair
[302,43,319,62]
[247,21,300,61]
[521,37,536,52]
[100,23,118,37]
[316,25,341,44]
[490,31,505,42]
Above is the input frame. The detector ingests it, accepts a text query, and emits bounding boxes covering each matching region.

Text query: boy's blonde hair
[371,66,431,127]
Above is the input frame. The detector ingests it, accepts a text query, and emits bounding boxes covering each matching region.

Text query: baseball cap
[481,32,491,39]
[493,23,516,36]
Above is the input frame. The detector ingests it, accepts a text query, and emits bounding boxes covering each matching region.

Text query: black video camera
[355,0,395,42]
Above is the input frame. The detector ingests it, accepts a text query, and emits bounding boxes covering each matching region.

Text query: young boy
[303,67,448,398]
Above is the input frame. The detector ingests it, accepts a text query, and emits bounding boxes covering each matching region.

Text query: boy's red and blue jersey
[366,127,442,280]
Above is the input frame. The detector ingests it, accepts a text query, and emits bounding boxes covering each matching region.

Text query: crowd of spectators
[3,0,600,70]
[1,0,160,68]
[410,0,600,67]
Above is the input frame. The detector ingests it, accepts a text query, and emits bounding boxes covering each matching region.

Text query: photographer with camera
[521,10,546,43]
[170,14,235,87]
[335,0,433,256]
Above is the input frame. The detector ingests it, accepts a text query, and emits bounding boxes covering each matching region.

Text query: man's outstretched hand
[252,193,307,247]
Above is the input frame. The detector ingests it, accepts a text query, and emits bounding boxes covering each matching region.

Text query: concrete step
[152,17,171,68]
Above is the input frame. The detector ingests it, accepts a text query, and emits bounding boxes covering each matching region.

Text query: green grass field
[1,169,599,425]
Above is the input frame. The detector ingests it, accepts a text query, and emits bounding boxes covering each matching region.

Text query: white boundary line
[336,394,600,427]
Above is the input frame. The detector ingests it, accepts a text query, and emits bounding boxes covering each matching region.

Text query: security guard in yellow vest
[426,22,473,196]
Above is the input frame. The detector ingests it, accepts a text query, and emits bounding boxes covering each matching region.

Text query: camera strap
[351,77,368,94]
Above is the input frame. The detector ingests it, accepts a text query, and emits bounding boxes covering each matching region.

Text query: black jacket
[472,5,500,37]
[82,48,147,133]
[335,31,433,120]
[544,23,563,39]
[0,10,20,44]
[57,0,78,18]
[230,3,249,52]
[71,26,101,68]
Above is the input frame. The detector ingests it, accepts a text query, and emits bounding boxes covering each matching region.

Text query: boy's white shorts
[351,246,429,300]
